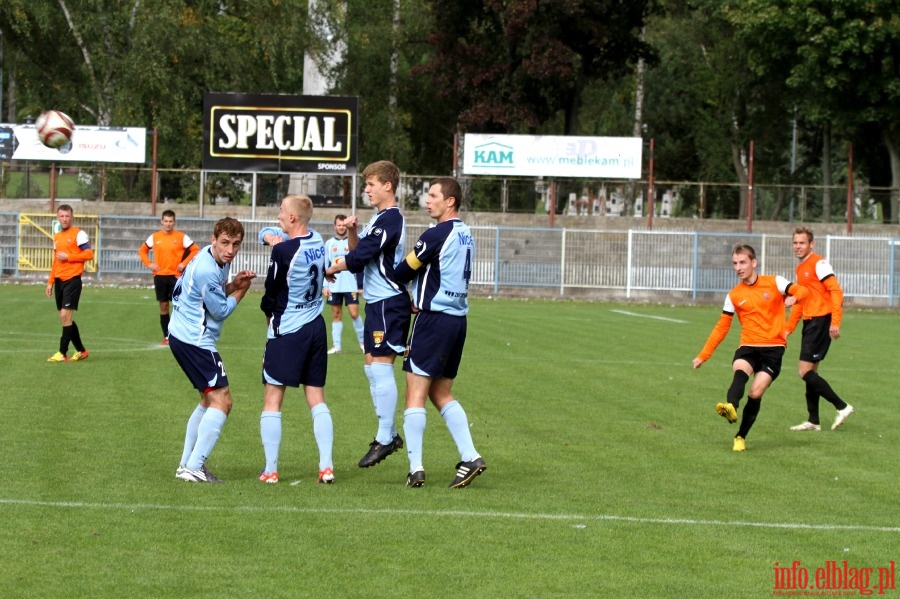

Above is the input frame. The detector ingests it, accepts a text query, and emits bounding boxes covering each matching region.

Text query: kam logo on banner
[462,133,643,179]
[203,92,359,174]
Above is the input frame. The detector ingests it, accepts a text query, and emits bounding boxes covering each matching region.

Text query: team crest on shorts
[373,331,385,346]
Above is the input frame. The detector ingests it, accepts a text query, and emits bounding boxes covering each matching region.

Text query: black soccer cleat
[406,469,425,488]
[358,434,404,468]
[449,456,486,489]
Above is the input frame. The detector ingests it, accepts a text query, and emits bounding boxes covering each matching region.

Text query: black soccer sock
[727,371,750,409]
[804,383,820,425]
[802,371,847,411]
[160,313,170,337]
[70,321,85,353]
[60,325,73,354]
[737,396,761,438]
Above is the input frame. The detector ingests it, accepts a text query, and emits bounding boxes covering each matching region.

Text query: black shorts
[154,275,178,302]
[262,316,328,388]
[54,276,82,311]
[799,314,833,363]
[403,311,467,379]
[364,294,411,357]
[169,335,230,391]
[326,291,360,307]
[732,345,785,381]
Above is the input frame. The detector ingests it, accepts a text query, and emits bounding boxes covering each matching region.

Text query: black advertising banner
[203,92,358,174]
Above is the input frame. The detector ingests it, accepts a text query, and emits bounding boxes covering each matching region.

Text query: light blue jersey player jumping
[394,177,486,489]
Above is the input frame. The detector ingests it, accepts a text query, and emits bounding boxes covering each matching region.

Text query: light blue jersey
[260,229,326,338]
[259,226,282,245]
[399,219,473,316]
[344,206,406,303]
[324,236,358,293]
[168,245,237,349]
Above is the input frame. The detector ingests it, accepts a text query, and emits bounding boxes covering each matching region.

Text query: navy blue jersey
[260,229,326,338]
[344,206,406,302]
[396,219,473,316]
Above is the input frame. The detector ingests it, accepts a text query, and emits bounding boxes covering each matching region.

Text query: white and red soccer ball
[35,110,75,149]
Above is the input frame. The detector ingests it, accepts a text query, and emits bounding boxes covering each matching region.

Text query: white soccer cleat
[789,421,821,431]
[832,405,854,430]
[327,347,342,355]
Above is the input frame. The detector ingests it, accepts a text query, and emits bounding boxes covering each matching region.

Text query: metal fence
[2,212,899,307]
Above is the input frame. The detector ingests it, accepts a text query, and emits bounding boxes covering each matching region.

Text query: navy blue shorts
[732,345,785,380]
[403,311,467,379]
[327,291,360,306]
[169,335,229,391]
[799,314,833,363]
[364,294,411,357]
[262,315,328,387]
[54,276,82,311]
[154,275,178,302]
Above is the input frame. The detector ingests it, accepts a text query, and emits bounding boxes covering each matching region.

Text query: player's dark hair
[57,204,73,214]
[334,214,346,223]
[733,243,756,261]
[214,217,244,240]
[362,160,400,193]
[431,177,463,210]
[793,226,814,242]
[162,209,176,219]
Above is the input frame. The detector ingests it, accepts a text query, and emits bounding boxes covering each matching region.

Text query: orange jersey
[48,226,94,283]
[697,275,809,362]
[786,252,843,332]
[139,229,199,276]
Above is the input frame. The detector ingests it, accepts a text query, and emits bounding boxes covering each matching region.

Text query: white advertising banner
[463,133,642,179]
[4,124,147,163]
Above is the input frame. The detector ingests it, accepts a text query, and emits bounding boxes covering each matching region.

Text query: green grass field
[1,284,897,598]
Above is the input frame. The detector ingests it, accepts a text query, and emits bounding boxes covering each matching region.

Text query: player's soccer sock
[59,325,73,354]
[310,403,334,470]
[352,316,364,346]
[802,371,847,410]
[736,396,761,438]
[403,407,427,472]
[331,321,343,349]
[70,321,85,352]
[160,313,170,337]
[440,400,479,462]
[180,404,208,466]
[186,407,227,471]
[804,384,821,425]
[260,410,282,474]
[364,364,377,412]
[371,362,398,444]
[727,371,749,408]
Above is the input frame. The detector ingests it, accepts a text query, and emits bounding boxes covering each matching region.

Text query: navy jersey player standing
[393,177,486,489]
[258,195,335,484]
[325,160,411,468]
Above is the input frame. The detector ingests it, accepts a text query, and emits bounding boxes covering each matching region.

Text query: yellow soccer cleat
[70,349,89,362]
[733,436,746,452]
[47,351,69,362]
[716,402,737,423]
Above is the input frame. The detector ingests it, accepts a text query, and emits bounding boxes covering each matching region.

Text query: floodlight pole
[647,137,655,230]
[747,140,755,233]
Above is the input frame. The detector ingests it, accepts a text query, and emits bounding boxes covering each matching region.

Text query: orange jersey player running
[692,243,809,452]
[784,227,854,432]
[46,204,94,362]
[139,210,200,344]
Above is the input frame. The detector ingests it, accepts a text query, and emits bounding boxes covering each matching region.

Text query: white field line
[610,309,689,323]
[0,498,897,533]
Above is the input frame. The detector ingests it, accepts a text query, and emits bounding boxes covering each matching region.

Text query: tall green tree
[721,0,900,222]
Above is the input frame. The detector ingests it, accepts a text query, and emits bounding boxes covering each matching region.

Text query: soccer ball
[35,110,75,149]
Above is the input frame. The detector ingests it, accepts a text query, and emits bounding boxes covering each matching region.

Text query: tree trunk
[882,127,900,224]
[822,121,832,222]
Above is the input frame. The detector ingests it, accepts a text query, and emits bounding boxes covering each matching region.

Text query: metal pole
[846,143,854,235]
[647,138,655,230]
[747,140,755,233]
